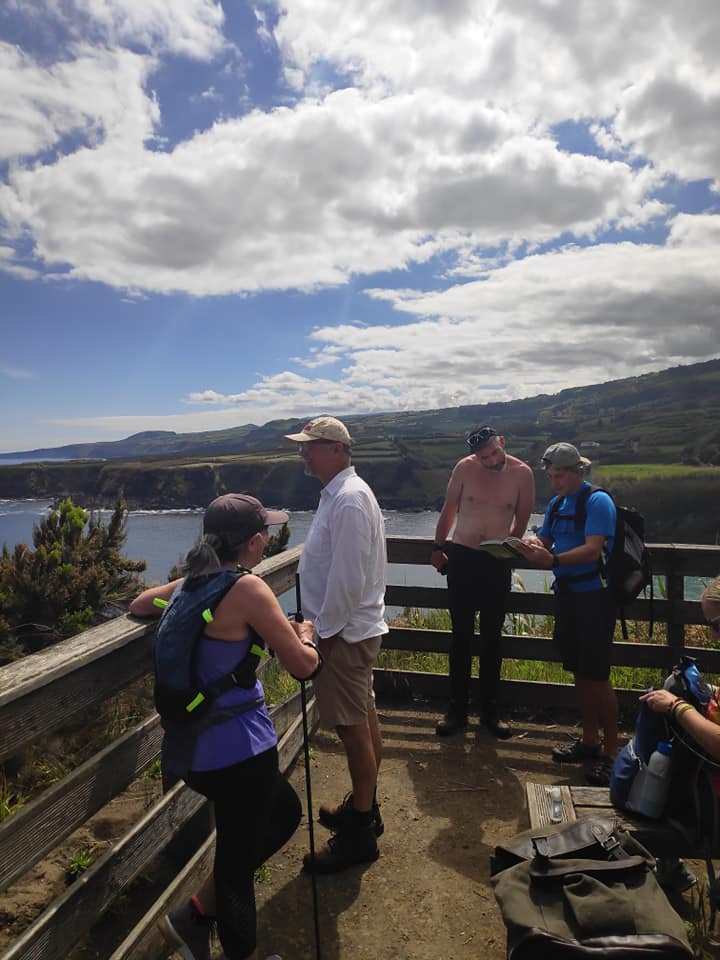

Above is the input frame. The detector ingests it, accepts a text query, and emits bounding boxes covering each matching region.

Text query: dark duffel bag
[491,817,693,959]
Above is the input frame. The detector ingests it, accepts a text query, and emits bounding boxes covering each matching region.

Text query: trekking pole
[295,573,322,960]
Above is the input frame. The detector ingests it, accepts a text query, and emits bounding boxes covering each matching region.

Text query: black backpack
[549,484,653,638]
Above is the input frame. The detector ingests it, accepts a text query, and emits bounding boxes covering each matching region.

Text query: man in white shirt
[284,416,388,874]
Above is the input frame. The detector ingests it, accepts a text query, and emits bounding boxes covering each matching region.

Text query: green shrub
[0,498,146,661]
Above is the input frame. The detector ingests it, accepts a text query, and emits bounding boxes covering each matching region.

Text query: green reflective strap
[202,609,214,623]
[153,597,169,609]
[185,692,205,713]
[250,643,268,659]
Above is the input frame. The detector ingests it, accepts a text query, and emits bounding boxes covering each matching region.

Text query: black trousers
[188,746,301,960]
[446,544,512,714]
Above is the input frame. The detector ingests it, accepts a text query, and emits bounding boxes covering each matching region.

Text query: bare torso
[451,454,532,547]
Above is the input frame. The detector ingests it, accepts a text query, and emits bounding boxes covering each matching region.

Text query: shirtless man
[431,426,535,738]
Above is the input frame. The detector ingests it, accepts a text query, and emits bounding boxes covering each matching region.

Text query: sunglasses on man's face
[708,616,720,631]
[467,427,497,449]
[297,439,338,452]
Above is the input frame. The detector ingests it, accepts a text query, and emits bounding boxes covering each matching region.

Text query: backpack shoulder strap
[573,483,610,530]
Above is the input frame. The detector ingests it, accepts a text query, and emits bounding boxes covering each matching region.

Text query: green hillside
[1,360,719,542]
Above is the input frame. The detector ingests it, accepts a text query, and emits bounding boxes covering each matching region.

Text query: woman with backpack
[638,575,720,892]
[641,576,720,752]
[129,493,322,960]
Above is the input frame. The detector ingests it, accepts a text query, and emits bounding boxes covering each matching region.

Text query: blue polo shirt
[539,482,616,593]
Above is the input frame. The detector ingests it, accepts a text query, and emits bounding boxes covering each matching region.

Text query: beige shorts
[312,634,382,729]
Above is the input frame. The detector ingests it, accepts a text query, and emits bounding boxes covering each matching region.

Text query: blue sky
[1,0,719,453]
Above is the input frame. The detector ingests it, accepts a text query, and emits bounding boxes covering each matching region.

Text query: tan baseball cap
[283,416,352,444]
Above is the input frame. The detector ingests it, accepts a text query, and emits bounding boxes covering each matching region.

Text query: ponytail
[183,533,223,577]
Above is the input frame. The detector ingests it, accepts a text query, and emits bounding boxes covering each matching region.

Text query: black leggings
[188,747,301,959]
[446,544,512,711]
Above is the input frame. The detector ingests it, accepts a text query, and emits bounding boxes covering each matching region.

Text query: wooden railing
[380,537,720,711]
[1,538,719,959]
[0,547,309,960]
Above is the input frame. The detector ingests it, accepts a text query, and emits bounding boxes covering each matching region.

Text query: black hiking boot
[551,737,602,764]
[318,792,384,837]
[482,710,512,739]
[435,707,468,736]
[303,811,379,874]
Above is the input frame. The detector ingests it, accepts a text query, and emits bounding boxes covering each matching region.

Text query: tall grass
[383,606,706,691]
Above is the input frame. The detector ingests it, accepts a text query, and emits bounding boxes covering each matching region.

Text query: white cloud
[1,365,34,379]
[0,42,157,161]
[24,0,226,59]
[0,88,665,295]
[1,0,718,298]
[182,214,720,415]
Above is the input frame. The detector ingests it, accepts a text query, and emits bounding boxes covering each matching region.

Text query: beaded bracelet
[671,699,694,721]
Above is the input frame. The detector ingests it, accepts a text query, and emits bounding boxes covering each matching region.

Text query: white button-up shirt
[298,466,388,643]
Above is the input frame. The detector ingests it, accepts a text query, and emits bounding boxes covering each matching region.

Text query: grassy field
[596,464,719,480]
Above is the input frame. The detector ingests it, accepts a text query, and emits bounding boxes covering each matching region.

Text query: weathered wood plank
[527,783,698,858]
[373,668,647,712]
[253,545,302,598]
[109,834,216,960]
[382,627,719,671]
[0,618,155,709]
[386,537,720,577]
[0,715,163,894]
[0,782,206,960]
[0,638,154,763]
[525,782,576,828]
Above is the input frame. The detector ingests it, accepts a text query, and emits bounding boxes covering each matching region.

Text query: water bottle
[633,741,672,819]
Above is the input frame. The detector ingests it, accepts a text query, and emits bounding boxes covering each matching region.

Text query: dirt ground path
[253,702,582,960]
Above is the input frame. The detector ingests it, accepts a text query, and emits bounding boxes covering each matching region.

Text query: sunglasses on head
[467,426,497,450]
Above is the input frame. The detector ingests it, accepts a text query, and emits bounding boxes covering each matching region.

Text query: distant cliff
[0,454,718,544]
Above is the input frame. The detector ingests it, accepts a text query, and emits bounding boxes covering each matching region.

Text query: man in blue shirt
[514,443,618,786]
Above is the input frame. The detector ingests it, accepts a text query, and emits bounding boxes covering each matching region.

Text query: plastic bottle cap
[657,741,672,756]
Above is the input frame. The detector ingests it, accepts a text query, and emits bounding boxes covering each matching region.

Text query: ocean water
[0,498,707,602]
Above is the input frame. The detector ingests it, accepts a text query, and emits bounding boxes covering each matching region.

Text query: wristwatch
[432,543,444,552]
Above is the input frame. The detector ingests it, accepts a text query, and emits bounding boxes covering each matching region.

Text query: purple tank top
[167,631,277,774]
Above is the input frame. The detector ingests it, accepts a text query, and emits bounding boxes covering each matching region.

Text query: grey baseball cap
[541,443,591,469]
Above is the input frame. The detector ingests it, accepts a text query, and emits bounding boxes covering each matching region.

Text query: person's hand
[431,548,448,573]
[513,540,554,569]
[523,536,546,549]
[291,620,315,643]
[640,688,679,715]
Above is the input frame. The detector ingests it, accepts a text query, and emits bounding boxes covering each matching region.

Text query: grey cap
[541,443,591,469]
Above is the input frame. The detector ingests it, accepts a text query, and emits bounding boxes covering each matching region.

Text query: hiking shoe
[303,814,379,874]
[584,754,613,787]
[655,858,698,894]
[159,899,214,960]
[318,792,385,837]
[435,710,468,736]
[482,712,512,740]
[551,738,602,764]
